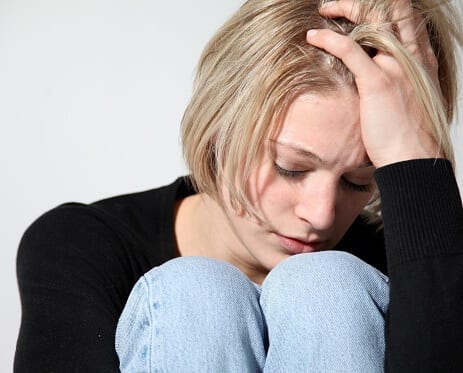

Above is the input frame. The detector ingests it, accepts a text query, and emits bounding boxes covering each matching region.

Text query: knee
[145,256,261,315]
[119,257,266,371]
[261,251,389,315]
[155,256,258,292]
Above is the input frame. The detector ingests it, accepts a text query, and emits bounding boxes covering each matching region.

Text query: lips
[276,233,325,255]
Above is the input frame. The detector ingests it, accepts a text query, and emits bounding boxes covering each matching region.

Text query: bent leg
[261,251,389,372]
[116,256,266,373]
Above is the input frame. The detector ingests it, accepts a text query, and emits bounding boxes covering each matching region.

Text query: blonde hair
[181,0,463,222]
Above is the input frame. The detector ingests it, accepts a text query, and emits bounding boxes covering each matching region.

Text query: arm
[376,158,463,371]
[306,1,463,370]
[14,204,134,372]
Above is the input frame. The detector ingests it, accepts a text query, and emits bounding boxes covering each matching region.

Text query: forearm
[376,158,463,372]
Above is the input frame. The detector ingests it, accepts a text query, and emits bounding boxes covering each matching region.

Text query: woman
[15,0,463,372]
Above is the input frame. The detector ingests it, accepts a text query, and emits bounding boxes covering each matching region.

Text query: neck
[174,193,267,284]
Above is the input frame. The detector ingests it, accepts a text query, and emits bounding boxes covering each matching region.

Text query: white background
[1,0,462,370]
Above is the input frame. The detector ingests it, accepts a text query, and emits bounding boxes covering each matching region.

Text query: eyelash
[273,162,373,193]
[273,162,305,179]
[340,177,373,193]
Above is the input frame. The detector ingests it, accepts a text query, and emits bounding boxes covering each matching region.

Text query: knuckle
[336,37,356,56]
[374,55,405,81]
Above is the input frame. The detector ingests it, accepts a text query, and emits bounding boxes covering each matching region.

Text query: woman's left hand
[306,0,442,168]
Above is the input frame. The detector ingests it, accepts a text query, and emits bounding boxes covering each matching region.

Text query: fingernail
[307,29,318,37]
[321,1,336,8]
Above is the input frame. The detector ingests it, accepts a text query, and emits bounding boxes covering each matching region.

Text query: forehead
[278,89,360,134]
[271,89,367,168]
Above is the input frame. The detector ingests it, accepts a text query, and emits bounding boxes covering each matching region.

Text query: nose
[294,179,337,231]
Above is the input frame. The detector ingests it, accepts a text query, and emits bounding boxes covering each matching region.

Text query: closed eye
[274,161,374,193]
[340,176,373,193]
[273,162,306,179]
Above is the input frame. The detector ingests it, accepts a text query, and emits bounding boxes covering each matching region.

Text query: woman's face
[221,88,376,281]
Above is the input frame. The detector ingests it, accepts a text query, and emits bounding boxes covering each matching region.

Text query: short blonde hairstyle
[181,0,462,222]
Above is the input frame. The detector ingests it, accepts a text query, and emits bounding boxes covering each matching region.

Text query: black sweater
[14,159,463,372]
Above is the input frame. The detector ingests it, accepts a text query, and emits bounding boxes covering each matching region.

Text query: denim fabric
[116,251,389,372]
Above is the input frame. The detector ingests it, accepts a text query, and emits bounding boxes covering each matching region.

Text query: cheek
[245,161,276,205]
[245,165,298,221]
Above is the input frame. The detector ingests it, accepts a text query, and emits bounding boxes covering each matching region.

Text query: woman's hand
[306,0,442,168]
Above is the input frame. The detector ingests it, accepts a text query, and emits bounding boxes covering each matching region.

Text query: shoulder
[15,178,195,369]
[16,201,139,297]
[17,177,195,303]
[20,176,193,254]
[17,201,119,265]
[90,176,194,245]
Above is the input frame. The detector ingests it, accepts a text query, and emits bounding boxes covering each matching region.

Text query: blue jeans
[116,251,389,372]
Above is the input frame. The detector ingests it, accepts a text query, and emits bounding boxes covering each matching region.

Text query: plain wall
[1,0,244,369]
[1,0,462,370]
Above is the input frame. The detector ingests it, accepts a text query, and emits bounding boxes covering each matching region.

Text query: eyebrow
[271,140,373,169]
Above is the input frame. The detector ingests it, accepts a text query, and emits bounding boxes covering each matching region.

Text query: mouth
[275,233,326,255]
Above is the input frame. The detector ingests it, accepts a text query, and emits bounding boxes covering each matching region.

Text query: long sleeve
[14,204,150,372]
[376,159,463,372]
[14,178,189,372]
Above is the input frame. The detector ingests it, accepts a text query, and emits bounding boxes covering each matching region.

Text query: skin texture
[176,0,440,284]
[308,0,440,168]
[176,90,375,284]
